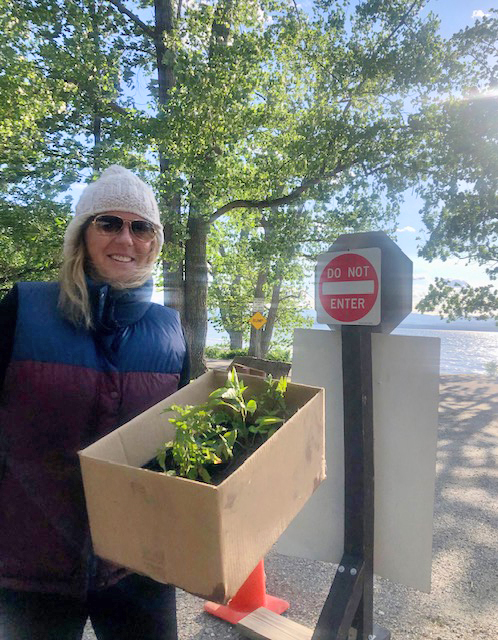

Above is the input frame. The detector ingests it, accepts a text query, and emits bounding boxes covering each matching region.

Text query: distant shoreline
[310,322,498,333]
[306,310,498,333]
[397,323,498,333]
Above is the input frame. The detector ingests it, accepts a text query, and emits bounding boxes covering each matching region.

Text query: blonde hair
[58,223,161,329]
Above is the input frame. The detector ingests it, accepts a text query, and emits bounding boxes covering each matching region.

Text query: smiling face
[84,211,155,286]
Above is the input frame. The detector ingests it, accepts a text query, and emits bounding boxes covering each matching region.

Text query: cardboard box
[78,370,325,602]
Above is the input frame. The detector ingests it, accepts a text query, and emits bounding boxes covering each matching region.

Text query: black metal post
[312,326,389,640]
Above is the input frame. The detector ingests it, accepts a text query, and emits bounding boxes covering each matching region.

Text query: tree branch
[291,0,303,25]
[108,101,130,116]
[373,0,424,58]
[0,261,62,287]
[339,0,423,123]
[209,163,346,223]
[107,0,155,38]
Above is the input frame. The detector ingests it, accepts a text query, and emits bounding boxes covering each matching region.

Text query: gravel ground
[84,374,498,639]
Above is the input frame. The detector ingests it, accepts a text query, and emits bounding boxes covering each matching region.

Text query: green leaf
[199,466,212,483]
[277,377,288,394]
[246,399,257,414]
[256,416,284,426]
[209,388,227,399]
[221,388,238,400]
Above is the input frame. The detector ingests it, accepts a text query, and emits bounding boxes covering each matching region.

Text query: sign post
[237,231,439,640]
[312,231,412,640]
[312,324,378,640]
[237,231,420,640]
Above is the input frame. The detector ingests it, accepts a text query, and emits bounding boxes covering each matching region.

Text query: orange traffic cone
[204,559,289,624]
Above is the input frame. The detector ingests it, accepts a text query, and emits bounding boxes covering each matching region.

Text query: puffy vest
[0,281,187,597]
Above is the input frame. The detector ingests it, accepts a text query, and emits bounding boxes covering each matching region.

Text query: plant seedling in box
[150,369,290,484]
[78,369,325,601]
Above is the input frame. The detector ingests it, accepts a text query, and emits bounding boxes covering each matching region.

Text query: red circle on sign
[319,253,379,322]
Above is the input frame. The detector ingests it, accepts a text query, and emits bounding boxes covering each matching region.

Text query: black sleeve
[0,285,18,392]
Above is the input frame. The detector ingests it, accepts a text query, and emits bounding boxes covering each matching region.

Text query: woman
[0,165,189,639]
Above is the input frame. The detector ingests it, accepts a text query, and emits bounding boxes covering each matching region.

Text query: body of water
[391,327,498,375]
[206,324,498,376]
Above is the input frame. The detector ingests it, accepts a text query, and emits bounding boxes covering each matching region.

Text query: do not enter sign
[315,248,381,325]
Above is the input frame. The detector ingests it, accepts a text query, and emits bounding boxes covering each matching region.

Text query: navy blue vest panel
[13,282,186,374]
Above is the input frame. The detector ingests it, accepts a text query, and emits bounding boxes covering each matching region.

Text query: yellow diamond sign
[250,311,267,330]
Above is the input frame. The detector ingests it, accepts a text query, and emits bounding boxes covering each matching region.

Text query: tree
[3,1,497,371]
[208,182,399,357]
[208,220,255,350]
[208,211,314,355]
[0,0,74,291]
[417,279,498,322]
[159,0,497,372]
[0,0,139,291]
[246,206,315,359]
[415,10,498,321]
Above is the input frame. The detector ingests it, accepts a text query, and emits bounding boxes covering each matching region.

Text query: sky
[69,1,496,308]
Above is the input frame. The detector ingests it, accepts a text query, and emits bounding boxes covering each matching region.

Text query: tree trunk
[89,0,102,173]
[155,0,235,373]
[154,0,185,318]
[154,0,175,104]
[181,2,236,371]
[184,213,209,377]
[228,329,243,350]
[260,278,282,358]
[248,271,267,358]
[218,300,244,350]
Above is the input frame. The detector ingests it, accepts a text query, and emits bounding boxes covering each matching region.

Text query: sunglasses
[91,214,156,243]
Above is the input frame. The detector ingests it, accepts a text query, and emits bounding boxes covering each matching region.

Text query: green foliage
[414,11,498,320]
[208,218,257,341]
[2,1,497,350]
[265,345,292,362]
[0,199,70,293]
[269,301,314,349]
[0,0,143,288]
[416,278,498,324]
[208,208,317,354]
[204,345,247,359]
[156,369,289,483]
[416,90,498,280]
[204,343,292,362]
[156,403,236,483]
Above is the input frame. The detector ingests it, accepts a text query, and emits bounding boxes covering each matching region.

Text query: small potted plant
[79,368,325,602]
[145,369,291,484]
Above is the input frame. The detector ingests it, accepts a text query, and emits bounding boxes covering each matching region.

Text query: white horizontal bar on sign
[322,280,375,295]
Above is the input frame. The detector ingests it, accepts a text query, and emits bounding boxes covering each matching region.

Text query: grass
[205,344,292,363]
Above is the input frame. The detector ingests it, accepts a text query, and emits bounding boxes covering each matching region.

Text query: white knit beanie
[64,165,164,255]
